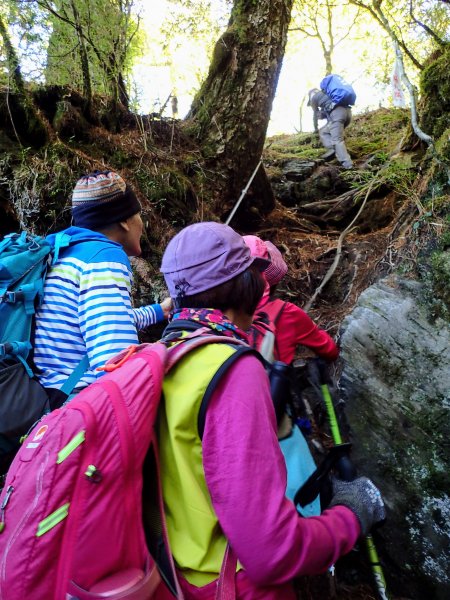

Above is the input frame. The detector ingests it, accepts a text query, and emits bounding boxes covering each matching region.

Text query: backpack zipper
[0,486,14,533]
[101,379,142,567]
[54,401,96,598]
[0,455,48,600]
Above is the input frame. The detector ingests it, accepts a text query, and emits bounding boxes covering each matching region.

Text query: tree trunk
[69,0,93,112]
[186,0,294,222]
[0,13,48,147]
[0,13,27,97]
[324,50,333,75]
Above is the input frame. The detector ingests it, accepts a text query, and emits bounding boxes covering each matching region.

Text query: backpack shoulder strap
[161,327,263,438]
[264,298,286,325]
[256,299,286,362]
[162,319,205,336]
[50,231,72,265]
[164,329,248,371]
[198,345,260,439]
[59,354,90,397]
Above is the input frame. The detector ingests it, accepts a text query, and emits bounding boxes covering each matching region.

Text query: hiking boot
[320,149,335,161]
[341,161,353,169]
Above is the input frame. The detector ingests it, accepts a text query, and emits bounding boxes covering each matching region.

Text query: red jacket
[256,296,339,364]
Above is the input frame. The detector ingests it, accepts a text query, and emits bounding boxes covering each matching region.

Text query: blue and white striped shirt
[34,227,163,391]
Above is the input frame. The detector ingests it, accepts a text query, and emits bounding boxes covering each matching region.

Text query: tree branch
[409,0,446,47]
[394,41,433,147]
[349,0,424,70]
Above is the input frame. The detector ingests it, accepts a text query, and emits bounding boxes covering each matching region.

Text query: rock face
[271,162,350,207]
[339,277,450,600]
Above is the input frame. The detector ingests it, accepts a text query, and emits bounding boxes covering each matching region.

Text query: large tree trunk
[186,0,294,223]
[69,0,93,112]
[0,14,48,147]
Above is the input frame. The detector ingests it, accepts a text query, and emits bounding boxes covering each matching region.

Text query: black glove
[329,476,385,536]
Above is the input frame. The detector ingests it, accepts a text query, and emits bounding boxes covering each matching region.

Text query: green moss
[265,108,410,164]
[345,108,410,156]
[435,126,450,162]
[134,165,196,226]
[429,250,450,314]
[420,44,450,140]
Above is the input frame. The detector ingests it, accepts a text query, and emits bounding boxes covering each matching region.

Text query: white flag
[391,57,406,107]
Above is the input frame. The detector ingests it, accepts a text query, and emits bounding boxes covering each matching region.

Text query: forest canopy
[0,0,449,134]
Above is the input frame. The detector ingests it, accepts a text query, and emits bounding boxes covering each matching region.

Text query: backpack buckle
[3,291,24,304]
[97,344,138,372]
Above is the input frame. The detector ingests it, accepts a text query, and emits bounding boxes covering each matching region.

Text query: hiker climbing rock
[244,234,339,364]
[308,74,356,169]
[244,234,339,516]
[158,221,385,599]
[33,170,171,407]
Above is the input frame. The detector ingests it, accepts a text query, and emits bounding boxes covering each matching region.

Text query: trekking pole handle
[336,455,357,482]
[310,364,390,598]
[316,357,333,386]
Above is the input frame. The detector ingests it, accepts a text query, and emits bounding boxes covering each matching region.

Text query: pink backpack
[0,332,241,600]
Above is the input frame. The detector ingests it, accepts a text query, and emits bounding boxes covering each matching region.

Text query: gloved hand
[329,476,385,536]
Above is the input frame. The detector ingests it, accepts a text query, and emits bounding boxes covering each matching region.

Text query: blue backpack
[320,74,356,107]
[0,232,88,476]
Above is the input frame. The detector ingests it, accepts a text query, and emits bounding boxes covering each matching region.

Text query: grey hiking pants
[319,106,352,167]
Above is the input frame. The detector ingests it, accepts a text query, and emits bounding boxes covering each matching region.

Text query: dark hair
[175,264,265,316]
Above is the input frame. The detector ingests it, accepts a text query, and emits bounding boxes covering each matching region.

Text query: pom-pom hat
[71,170,141,230]
[161,222,269,298]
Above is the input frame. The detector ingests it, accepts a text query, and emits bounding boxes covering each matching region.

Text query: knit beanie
[71,171,141,230]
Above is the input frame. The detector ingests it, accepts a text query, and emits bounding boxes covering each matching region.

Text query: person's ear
[118,220,130,232]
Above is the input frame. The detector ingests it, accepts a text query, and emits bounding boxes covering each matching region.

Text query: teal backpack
[0,232,88,476]
[0,232,54,372]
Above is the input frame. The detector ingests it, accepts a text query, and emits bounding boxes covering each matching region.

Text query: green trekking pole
[309,359,389,600]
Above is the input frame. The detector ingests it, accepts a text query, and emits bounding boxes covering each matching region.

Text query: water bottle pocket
[66,565,162,599]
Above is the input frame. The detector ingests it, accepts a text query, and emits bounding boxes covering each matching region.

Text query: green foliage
[44,0,143,102]
[291,0,361,73]
[348,0,450,68]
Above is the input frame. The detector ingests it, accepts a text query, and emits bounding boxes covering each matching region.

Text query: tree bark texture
[69,0,93,107]
[187,0,294,220]
[0,14,48,146]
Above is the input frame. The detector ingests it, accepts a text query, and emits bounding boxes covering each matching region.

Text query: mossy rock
[428,250,450,320]
[420,44,450,140]
[53,100,90,140]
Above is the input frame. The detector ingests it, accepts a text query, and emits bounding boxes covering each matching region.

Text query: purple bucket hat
[161,222,269,297]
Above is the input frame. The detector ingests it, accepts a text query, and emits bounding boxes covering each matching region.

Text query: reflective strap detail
[56,431,86,464]
[36,503,70,537]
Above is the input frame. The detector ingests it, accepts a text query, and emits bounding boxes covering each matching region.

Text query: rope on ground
[303,181,375,312]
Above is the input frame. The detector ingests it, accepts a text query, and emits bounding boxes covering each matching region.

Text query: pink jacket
[181,353,359,598]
